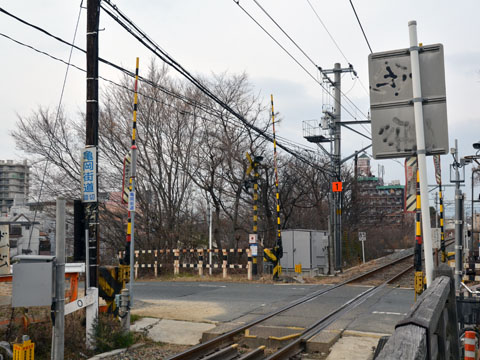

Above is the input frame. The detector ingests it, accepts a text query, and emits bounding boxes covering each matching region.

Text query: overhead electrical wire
[348,0,373,54]
[24,0,84,251]
[0,5,332,177]
[248,0,368,120]
[302,0,371,136]
[305,0,349,65]
[237,0,366,122]
[240,0,370,139]
[100,0,335,177]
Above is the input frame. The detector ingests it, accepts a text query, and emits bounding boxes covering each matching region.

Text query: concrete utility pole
[53,197,66,360]
[85,0,100,288]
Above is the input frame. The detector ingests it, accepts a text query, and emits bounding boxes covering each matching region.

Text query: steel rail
[267,238,456,359]
[267,260,423,359]
[167,240,454,360]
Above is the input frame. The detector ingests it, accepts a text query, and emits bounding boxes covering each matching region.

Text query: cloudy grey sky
[1,0,479,211]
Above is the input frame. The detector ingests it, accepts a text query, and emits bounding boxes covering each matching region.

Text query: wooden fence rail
[118,248,254,279]
[376,264,459,360]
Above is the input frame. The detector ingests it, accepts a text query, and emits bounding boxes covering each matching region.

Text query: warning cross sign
[332,182,343,192]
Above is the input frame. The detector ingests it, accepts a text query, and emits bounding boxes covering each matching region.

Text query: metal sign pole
[361,240,365,264]
[208,202,213,276]
[408,21,434,287]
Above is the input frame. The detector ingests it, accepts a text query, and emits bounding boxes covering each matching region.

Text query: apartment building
[0,160,30,214]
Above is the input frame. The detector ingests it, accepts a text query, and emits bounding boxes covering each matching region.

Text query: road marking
[372,311,407,316]
[198,284,226,288]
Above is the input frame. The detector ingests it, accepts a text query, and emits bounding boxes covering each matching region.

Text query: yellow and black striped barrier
[98,265,130,315]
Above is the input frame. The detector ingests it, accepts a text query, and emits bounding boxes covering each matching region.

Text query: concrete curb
[87,343,144,359]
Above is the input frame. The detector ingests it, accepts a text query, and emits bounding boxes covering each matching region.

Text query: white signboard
[431,228,441,249]
[0,225,9,275]
[81,147,97,203]
[250,244,258,257]
[358,232,367,242]
[249,234,258,244]
[128,191,136,212]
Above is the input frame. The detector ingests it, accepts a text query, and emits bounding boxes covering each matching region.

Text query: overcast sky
[1,0,479,213]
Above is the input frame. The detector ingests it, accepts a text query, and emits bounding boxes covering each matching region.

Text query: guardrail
[375,264,459,359]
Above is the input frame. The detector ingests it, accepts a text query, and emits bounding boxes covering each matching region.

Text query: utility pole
[53,197,66,359]
[85,0,100,288]
[333,63,342,271]
[452,139,464,293]
[320,63,356,271]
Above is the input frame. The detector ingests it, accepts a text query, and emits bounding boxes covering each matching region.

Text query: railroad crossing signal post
[246,153,262,276]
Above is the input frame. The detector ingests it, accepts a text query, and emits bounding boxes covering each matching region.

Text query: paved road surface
[132,280,415,334]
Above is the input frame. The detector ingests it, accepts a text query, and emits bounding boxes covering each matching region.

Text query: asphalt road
[132,281,332,322]
[131,280,416,334]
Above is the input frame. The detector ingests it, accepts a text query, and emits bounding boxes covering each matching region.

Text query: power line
[100,0,335,177]
[348,0,373,54]
[305,0,349,65]
[240,0,369,125]
[0,7,332,177]
[305,0,370,97]
[26,0,84,250]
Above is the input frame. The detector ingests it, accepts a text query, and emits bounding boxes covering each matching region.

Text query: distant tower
[357,153,371,177]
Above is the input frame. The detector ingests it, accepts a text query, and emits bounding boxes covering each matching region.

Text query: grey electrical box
[280,229,329,274]
[12,255,55,307]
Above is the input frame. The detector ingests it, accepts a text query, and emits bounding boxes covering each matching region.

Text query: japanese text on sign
[81,147,97,203]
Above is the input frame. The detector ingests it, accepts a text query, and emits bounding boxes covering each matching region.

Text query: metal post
[208,201,212,276]
[408,21,434,287]
[129,146,137,304]
[435,192,439,267]
[127,58,139,322]
[454,140,464,292]
[439,185,446,262]
[333,63,342,271]
[85,228,89,289]
[328,134,334,275]
[361,240,365,264]
[120,288,130,332]
[85,0,100,288]
[53,197,66,360]
[252,160,260,276]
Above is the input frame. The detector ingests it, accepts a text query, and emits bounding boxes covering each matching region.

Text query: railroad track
[167,239,455,360]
